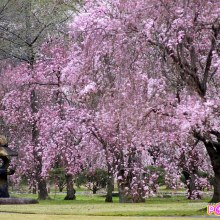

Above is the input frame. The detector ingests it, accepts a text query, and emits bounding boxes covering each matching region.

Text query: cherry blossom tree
[0,39,72,199]
[152,141,212,199]
[147,0,220,202]
[65,0,220,202]
[64,0,175,202]
[1,0,219,204]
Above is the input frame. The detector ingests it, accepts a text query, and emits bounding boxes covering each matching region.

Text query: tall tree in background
[0,0,80,61]
[0,0,81,199]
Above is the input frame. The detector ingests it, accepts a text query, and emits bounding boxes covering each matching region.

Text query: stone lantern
[0,136,38,204]
[0,135,17,198]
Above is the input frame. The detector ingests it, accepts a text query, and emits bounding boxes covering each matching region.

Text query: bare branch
[202,23,220,92]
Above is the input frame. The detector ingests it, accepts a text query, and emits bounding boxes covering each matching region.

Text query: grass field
[0,191,216,219]
[0,214,218,220]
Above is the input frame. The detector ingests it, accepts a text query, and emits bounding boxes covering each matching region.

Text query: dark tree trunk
[188,173,201,199]
[182,171,201,200]
[32,186,37,194]
[210,172,220,203]
[204,141,220,203]
[59,186,63,192]
[92,186,97,194]
[117,170,145,203]
[118,181,145,203]
[105,174,114,202]
[118,182,132,203]
[32,184,37,194]
[38,179,49,200]
[64,174,76,200]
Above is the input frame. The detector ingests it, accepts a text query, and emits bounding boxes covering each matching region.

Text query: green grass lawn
[0,193,212,218]
[0,214,218,220]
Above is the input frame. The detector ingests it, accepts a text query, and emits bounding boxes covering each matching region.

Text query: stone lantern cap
[0,136,18,157]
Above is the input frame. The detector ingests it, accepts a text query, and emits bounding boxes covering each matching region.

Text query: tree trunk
[105,175,114,202]
[204,141,220,203]
[188,173,201,199]
[210,172,220,203]
[182,171,201,200]
[118,183,132,203]
[118,181,145,203]
[32,184,37,194]
[38,179,49,200]
[118,177,145,203]
[92,186,97,194]
[64,174,76,200]
[59,186,63,192]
